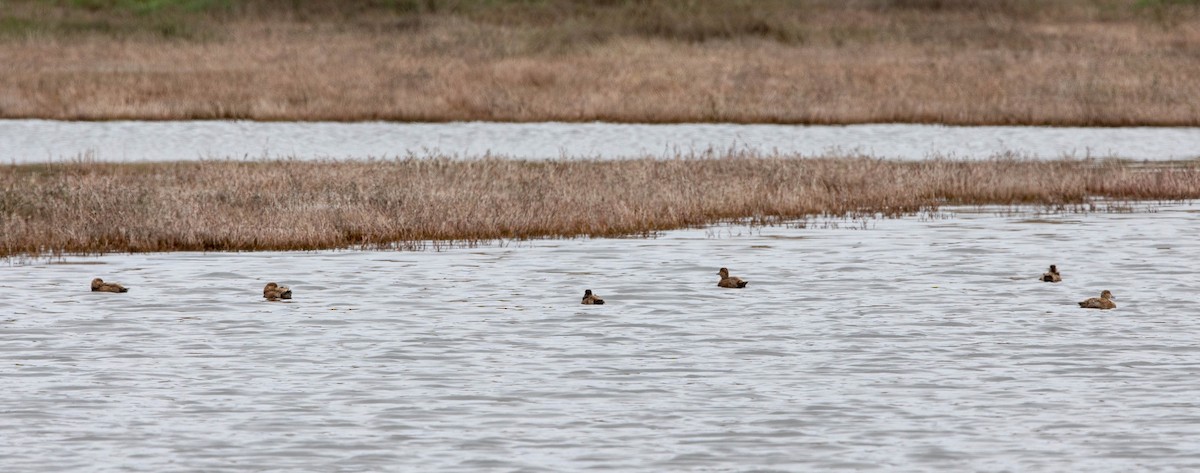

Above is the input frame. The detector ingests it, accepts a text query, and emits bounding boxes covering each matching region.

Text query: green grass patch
[62,0,232,15]
[1,0,220,40]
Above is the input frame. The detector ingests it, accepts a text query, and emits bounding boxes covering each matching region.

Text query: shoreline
[4,156,1199,259]
[3,199,1186,265]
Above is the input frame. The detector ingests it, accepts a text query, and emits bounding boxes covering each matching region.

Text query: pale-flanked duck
[582,289,605,305]
[91,278,128,293]
[264,282,292,301]
[1078,290,1115,310]
[717,267,748,288]
[1042,265,1062,283]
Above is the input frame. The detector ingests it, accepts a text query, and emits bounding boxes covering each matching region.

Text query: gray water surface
[4,120,1200,162]
[3,203,1199,471]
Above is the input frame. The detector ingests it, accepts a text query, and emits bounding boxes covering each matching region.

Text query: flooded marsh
[6,0,1200,468]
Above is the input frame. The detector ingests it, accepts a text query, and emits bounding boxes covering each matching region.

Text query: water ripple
[2,203,1199,471]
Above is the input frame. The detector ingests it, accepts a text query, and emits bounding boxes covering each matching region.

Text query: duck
[263,282,292,301]
[717,267,748,288]
[1042,264,1062,283]
[91,278,128,293]
[1078,290,1115,310]
[581,289,605,305]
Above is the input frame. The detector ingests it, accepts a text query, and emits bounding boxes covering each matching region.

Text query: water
[3,202,1199,471]
[3,120,1200,162]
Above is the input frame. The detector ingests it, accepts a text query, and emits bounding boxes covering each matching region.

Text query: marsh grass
[1,0,1199,124]
[3,155,1199,258]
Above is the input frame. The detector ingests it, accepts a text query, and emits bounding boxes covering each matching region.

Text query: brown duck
[91,278,128,293]
[1078,290,1116,310]
[263,282,292,301]
[1042,265,1062,283]
[717,267,748,288]
[581,289,605,305]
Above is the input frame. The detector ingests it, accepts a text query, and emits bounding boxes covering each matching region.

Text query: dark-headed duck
[582,289,605,305]
[264,282,292,301]
[1078,290,1115,310]
[91,278,128,293]
[717,268,748,288]
[1042,265,1062,283]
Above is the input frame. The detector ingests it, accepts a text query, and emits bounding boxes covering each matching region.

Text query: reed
[3,155,1198,258]
[1,0,1198,125]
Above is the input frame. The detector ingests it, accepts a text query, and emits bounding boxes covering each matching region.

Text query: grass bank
[3,155,1199,258]
[1,0,1198,125]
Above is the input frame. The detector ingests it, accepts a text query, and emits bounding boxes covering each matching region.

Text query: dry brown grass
[1,0,1198,125]
[3,155,1199,258]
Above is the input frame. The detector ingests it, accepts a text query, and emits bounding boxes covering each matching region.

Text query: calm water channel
[3,120,1200,162]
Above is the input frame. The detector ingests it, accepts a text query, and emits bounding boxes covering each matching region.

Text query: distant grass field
[3,155,1199,258]
[1,0,1198,124]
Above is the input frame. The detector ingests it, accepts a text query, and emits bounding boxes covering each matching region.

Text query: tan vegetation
[1,0,1198,125]
[3,155,1199,258]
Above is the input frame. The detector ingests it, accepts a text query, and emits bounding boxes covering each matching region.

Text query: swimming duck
[582,289,605,305]
[1042,265,1062,283]
[91,278,128,293]
[263,282,292,301]
[1078,290,1115,310]
[717,267,748,288]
